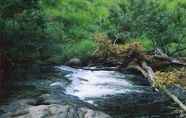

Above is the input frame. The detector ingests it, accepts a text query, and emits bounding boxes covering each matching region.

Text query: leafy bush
[0,0,49,62]
[43,0,115,41]
[39,0,117,63]
[105,0,186,56]
[2,0,186,64]
[60,40,96,62]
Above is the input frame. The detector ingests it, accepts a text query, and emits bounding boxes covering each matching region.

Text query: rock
[0,99,37,114]
[91,91,166,114]
[1,104,111,118]
[65,58,82,67]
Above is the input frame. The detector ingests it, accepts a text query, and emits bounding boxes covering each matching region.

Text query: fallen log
[126,64,147,77]
[163,88,186,112]
[152,55,186,67]
[139,61,186,112]
[141,62,155,86]
[151,48,186,68]
[93,39,186,111]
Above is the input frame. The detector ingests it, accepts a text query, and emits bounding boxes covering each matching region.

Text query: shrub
[105,0,186,56]
[61,40,96,62]
[43,0,115,41]
[0,0,52,63]
[94,33,144,59]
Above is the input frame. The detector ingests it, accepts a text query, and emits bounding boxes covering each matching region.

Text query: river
[0,65,184,118]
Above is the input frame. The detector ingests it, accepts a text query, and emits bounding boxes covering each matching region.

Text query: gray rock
[0,99,37,113]
[65,58,82,67]
[1,104,111,118]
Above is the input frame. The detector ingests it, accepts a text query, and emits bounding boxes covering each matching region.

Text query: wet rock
[1,65,183,117]
[0,99,37,114]
[55,66,169,115]
[1,103,111,118]
[65,58,82,67]
[92,91,165,114]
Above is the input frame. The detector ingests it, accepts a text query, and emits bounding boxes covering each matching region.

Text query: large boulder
[1,104,111,118]
[0,96,111,118]
[65,58,82,67]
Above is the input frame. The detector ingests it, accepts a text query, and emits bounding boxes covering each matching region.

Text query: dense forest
[1,0,186,64]
[0,0,186,118]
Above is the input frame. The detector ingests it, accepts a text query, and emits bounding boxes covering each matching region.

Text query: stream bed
[0,65,185,118]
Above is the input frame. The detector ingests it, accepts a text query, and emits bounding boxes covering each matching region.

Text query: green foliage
[61,40,96,62]
[39,0,116,63]
[1,0,186,64]
[0,0,62,63]
[43,0,115,41]
[46,39,96,64]
[105,0,186,56]
[0,0,42,60]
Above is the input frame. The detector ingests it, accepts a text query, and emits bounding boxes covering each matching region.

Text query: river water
[0,65,183,118]
[54,66,148,104]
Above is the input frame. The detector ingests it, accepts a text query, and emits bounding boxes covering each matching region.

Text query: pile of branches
[92,34,186,112]
[92,33,145,67]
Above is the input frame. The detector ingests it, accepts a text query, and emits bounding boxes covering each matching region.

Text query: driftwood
[163,88,186,111]
[151,48,186,67]
[126,64,147,76]
[124,48,186,112]
[127,58,186,112]
[152,55,186,67]
[141,62,155,86]
[92,45,186,111]
[92,47,186,111]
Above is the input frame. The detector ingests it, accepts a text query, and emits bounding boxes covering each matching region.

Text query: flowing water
[51,66,176,117]
[54,66,147,104]
[0,65,183,118]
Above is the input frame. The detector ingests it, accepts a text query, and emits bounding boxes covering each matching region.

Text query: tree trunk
[163,88,186,112]
[139,61,186,112]
[0,53,10,87]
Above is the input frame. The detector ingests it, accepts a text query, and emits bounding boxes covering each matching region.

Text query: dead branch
[163,88,186,112]
[138,60,186,112]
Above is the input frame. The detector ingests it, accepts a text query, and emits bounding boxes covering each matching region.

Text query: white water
[52,66,143,102]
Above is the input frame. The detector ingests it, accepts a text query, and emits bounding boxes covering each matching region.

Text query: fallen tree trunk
[152,55,186,67]
[141,62,155,86]
[163,88,186,112]
[149,48,186,69]
[138,61,186,112]
[93,39,186,112]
